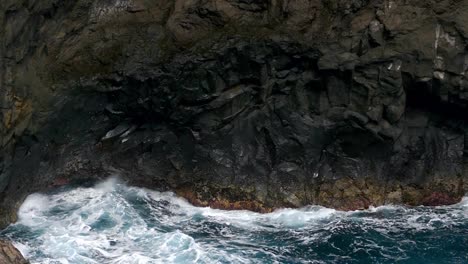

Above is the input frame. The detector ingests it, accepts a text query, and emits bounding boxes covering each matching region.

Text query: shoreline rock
[0,0,467,227]
[0,240,28,264]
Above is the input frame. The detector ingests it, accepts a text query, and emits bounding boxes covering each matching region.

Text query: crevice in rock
[262,127,277,167]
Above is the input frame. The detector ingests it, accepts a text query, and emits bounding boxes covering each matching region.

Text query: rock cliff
[0,0,467,227]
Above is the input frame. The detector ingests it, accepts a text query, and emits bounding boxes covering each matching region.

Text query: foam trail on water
[1,179,467,264]
[460,196,468,207]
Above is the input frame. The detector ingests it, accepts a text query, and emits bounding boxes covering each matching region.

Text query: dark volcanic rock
[0,0,467,227]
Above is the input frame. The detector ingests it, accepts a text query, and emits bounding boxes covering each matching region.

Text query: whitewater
[0,178,466,264]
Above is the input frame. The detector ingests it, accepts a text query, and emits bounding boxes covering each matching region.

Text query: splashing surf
[1,178,467,264]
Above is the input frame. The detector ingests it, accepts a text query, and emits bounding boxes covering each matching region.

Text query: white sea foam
[5,179,468,264]
[143,187,337,229]
[460,196,468,207]
[18,193,49,216]
[262,207,336,228]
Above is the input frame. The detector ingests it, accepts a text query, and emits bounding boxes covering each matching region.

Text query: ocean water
[0,178,467,264]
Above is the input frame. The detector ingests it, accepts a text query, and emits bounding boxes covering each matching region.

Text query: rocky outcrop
[0,0,467,227]
[0,240,28,264]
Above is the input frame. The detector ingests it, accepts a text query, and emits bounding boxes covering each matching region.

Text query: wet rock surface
[0,0,467,227]
[0,240,28,264]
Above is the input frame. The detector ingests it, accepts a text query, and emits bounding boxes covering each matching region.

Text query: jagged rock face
[0,0,467,226]
[0,240,28,264]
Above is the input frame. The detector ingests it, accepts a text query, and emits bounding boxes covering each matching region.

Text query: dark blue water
[1,178,467,264]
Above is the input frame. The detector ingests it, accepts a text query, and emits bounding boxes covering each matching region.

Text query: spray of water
[1,178,467,264]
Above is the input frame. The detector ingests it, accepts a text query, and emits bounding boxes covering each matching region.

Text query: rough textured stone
[0,0,467,227]
[0,240,28,264]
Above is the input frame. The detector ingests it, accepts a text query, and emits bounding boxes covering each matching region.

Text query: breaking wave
[1,178,467,264]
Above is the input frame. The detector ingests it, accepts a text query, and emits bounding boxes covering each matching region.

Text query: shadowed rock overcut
[0,0,467,228]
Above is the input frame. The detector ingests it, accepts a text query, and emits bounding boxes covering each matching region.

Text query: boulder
[0,240,28,264]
